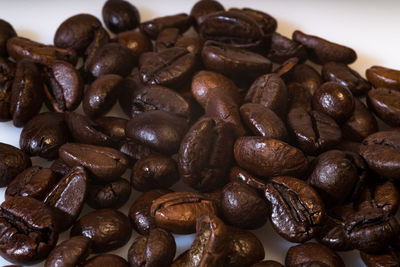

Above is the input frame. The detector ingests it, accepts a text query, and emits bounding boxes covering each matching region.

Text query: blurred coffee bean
[366,65,400,91]
[190,0,225,28]
[367,87,400,127]
[288,63,323,95]
[267,32,307,64]
[0,142,31,187]
[102,0,140,33]
[0,19,16,57]
[140,13,192,39]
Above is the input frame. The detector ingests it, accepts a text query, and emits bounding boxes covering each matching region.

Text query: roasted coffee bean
[229,166,267,192]
[265,176,325,243]
[179,117,234,192]
[7,37,77,65]
[252,260,284,267]
[50,158,72,180]
[10,59,44,127]
[288,108,342,155]
[0,142,31,187]
[95,116,127,145]
[267,32,307,63]
[360,249,400,267]
[0,196,58,265]
[59,143,129,183]
[322,62,371,96]
[132,154,178,192]
[84,27,110,77]
[44,236,92,267]
[222,182,268,229]
[171,250,188,267]
[5,166,56,201]
[366,65,400,91]
[125,110,188,154]
[288,63,323,96]
[175,33,204,57]
[155,28,180,52]
[234,137,308,178]
[43,61,83,112]
[292,30,357,64]
[70,209,132,253]
[246,73,288,118]
[102,0,140,33]
[285,242,345,267]
[150,191,219,234]
[20,112,69,159]
[120,139,155,164]
[129,189,171,235]
[139,47,196,89]
[335,139,361,154]
[83,254,129,267]
[229,7,277,34]
[54,13,103,54]
[312,81,355,123]
[367,87,400,127]
[274,57,299,78]
[190,0,225,28]
[127,228,176,267]
[140,13,192,39]
[287,82,312,111]
[0,19,16,57]
[359,130,400,179]
[87,178,131,209]
[0,58,15,121]
[116,30,153,57]
[118,68,146,117]
[345,207,399,252]
[86,43,136,78]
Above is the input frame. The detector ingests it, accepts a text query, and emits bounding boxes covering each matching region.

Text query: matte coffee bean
[116,31,153,58]
[0,19,16,57]
[20,112,69,159]
[140,13,192,39]
[0,58,15,121]
[44,236,92,267]
[0,196,58,265]
[267,32,307,64]
[292,30,357,64]
[155,27,180,52]
[83,254,129,267]
[285,243,345,267]
[150,191,219,234]
[265,177,325,243]
[102,0,140,33]
[367,87,400,127]
[0,142,31,187]
[360,249,400,267]
[5,166,56,201]
[229,166,267,192]
[335,140,361,154]
[87,178,131,209]
[128,189,171,235]
[252,260,284,267]
[70,209,132,253]
[190,0,225,28]
[234,137,309,178]
[95,116,128,145]
[288,82,312,111]
[288,63,323,96]
[127,228,176,267]
[229,7,277,35]
[366,65,400,91]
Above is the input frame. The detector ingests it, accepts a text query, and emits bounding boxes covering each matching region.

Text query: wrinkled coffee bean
[155,27,180,52]
[267,32,307,64]
[140,13,192,39]
[102,0,140,33]
[190,0,225,28]
[288,63,323,96]
[367,87,400,127]
[265,176,325,243]
[0,19,16,57]
[366,65,400,91]
[83,254,129,267]
[229,166,267,192]
[70,209,132,253]
[116,30,153,57]
[360,249,400,267]
[229,7,277,35]
[87,178,131,209]
[0,142,31,187]
[95,116,127,145]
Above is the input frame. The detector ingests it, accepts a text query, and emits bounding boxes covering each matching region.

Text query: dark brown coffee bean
[83,254,129,267]
[7,37,77,65]
[0,58,15,121]
[335,139,361,154]
[155,27,180,52]
[288,82,312,111]
[252,260,284,267]
[0,142,31,187]
[70,209,132,253]
[273,57,299,78]
[288,63,323,96]
[0,19,16,57]
[179,117,234,192]
[50,158,72,180]
[43,61,83,112]
[230,7,277,35]
[265,176,325,243]
[190,0,225,28]
[267,32,307,64]
[10,59,44,127]
[140,13,192,39]
[84,27,110,77]
[367,87,400,127]
[229,166,267,192]
[292,30,357,64]
[116,31,153,58]
[175,33,204,57]
[95,116,127,145]
[87,178,131,210]
[59,143,129,182]
[5,166,56,201]
[150,191,219,234]
[102,0,140,33]
[366,65,400,91]
[171,250,188,267]
[20,112,69,159]
[128,228,176,267]
[359,130,400,179]
[120,139,155,164]
[222,182,268,229]
[129,189,171,235]
[0,196,58,265]
[360,249,400,267]
[286,243,345,267]
[44,236,92,267]
[234,137,308,178]
[322,62,371,96]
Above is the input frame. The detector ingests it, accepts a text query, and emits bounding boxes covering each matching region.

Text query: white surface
[0,0,399,266]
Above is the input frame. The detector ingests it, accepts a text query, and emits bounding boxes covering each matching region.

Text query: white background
[0,0,400,266]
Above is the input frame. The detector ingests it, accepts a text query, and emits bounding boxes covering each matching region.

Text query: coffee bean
[87,178,131,209]
[0,142,31,187]
[50,158,72,180]
[0,58,15,121]
[190,0,224,28]
[229,166,267,192]
[366,65,400,91]
[120,139,155,164]
[367,87,400,127]
[0,19,16,57]
[288,63,323,96]
[102,0,140,33]
[83,254,129,267]
[95,116,128,145]
[229,7,277,35]
[252,260,284,267]
[267,32,308,63]
[175,33,204,57]
[116,31,153,58]
[171,250,188,267]
[155,27,180,52]
[287,82,312,111]
[140,13,192,39]
[84,27,110,78]
[360,249,400,267]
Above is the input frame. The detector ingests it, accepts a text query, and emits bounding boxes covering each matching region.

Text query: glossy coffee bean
[140,13,192,39]
[0,58,15,121]
[360,249,400,267]
[155,27,180,52]
[252,260,284,267]
[70,209,132,253]
[359,130,400,179]
[292,30,357,64]
[59,143,129,182]
[5,166,56,201]
[0,142,31,187]
[150,191,219,234]
[222,182,268,229]
[285,242,345,267]
[44,236,92,267]
[312,81,355,123]
[95,116,128,145]
[267,32,307,64]
[0,196,58,265]
[120,139,155,164]
[175,33,204,57]
[20,112,69,159]
[366,65,400,91]
[229,166,267,192]
[84,27,110,76]
[128,228,176,267]
[265,176,325,243]
[129,189,171,235]
[288,63,323,96]
[102,0,140,33]
[0,19,16,57]
[116,30,153,58]
[87,178,131,209]
[179,117,235,192]
[190,0,225,27]
[367,87,400,127]
[10,59,44,127]
[83,254,129,267]
[229,7,277,35]
[234,137,308,178]
[50,158,72,180]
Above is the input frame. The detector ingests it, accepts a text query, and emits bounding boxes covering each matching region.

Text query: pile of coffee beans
[0,0,400,266]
